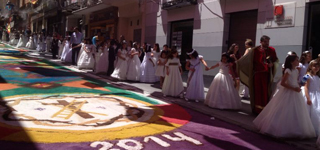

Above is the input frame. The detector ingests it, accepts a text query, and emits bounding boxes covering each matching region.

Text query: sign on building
[265,2,296,28]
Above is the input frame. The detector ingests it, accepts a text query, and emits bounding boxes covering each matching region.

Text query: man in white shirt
[70,27,83,65]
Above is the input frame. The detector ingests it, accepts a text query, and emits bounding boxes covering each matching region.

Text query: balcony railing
[62,0,102,12]
[162,0,197,10]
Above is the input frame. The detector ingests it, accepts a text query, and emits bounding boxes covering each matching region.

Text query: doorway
[228,10,258,55]
[170,19,194,70]
[307,2,320,59]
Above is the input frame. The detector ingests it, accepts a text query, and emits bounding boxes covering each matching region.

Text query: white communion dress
[77,44,95,70]
[162,58,184,97]
[185,56,205,101]
[111,49,128,80]
[253,68,316,138]
[301,74,320,135]
[205,62,241,109]
[60,41,72,63]
[126,48,141,81]
[140,52,157,83]
[26,36,36,49]
[155,58,166,77]
[95,46,109,74]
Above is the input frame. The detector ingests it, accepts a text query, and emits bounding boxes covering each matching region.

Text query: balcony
[62,0,103,13]
[162,0,197,10]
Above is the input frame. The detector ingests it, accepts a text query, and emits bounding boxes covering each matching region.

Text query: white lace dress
[95,46,109,74]
[253,69,316,138]
[60,41,72,63]
[26,36,35,49]
[162,58,184,96]
[126,48,141,81]
[205,62,241,109]
[185,56,205,101]
[111,49,127,80]
[77,44,95,70]
[301,74,320,135]
[140,52,157,82]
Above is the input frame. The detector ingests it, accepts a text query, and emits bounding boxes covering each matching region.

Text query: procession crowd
[3,27,320,146]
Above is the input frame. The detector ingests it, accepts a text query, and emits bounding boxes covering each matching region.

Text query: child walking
[302,60,320,134]
[127,42,141,81]
[204,53,241,109]
[77,38,96,70]
[140,45,157,83]
[155,51,167,88]
[111,42,128,80]
[253,55,316,138]
[185,49,209,102]
[95,42,109,74]
[162,50,184,97]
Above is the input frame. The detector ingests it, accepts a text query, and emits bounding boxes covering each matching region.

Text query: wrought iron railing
[162,0,197,10]
[62,0,102,11]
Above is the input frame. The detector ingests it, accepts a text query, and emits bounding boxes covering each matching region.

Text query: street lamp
[5,1,14,11]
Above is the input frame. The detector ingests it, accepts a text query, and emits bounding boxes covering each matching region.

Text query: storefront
[88,7,118,39]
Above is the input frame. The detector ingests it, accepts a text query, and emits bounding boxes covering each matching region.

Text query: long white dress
[111,49,127,80]
[140,52,157,82]
[26,36,35,49]
[77,44,95,70]
[253,68,316,138]
[16,34,25,48]
[36,36,44,52]
[126,48,141,81]
[33,35,38,47]
[58,40,64,58]
[162,58,184,96]
[60,41,72,63]
[185,56,205,101]
[95,46,109,74]
[301,74,320,135]
[155,58,166,77]
[205,62,241,109]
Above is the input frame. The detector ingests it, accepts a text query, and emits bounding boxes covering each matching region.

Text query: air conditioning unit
[162,0,197,10]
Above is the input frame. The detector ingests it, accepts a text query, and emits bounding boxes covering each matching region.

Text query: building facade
[2,0,320,78]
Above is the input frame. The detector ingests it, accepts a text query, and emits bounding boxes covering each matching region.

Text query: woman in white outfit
[95,42,109,74]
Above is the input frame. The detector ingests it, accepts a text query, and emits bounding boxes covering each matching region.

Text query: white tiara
[187,49,195,55]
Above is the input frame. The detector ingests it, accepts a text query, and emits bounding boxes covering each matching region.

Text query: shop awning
[72,3,111,15]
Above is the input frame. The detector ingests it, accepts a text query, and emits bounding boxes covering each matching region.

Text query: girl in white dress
[302,60,320,135]
[298,51,311,85]
[77,38,95,70]
[162,49,184,97]
[126,43,141,81]
[36,33,44,52]
[58,37,65,58]
[95,42,109,74]
[26,35,36,49]
[253,55,316,138]
[155,51,167,88]
[33,33,38,48]
[185,49,209,102]
[16,33,25,48]
[205,53,241,109]
[111,42,128,80]
[61,37,72,63]
[140,45,157,83]
[153,43,161,66]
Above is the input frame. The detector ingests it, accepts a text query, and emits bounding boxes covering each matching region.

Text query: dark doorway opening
[228,10,258,55]
[170,19,194,70]
[307,2,320,59]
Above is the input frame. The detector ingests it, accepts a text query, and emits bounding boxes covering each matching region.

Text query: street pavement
[0,42,312,150]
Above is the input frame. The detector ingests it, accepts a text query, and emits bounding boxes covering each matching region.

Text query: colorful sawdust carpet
[0,45,298,150]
